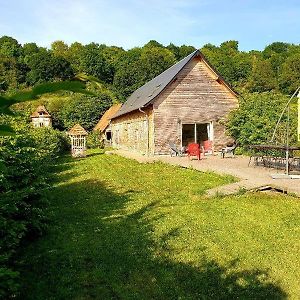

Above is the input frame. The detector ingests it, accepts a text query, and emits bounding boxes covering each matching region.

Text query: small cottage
[31,105,52,128]
[94,103,122,145]
[110,49,239,155]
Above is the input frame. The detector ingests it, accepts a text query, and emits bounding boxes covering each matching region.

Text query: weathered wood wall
[153,56,238,154]
[111,107,154,155]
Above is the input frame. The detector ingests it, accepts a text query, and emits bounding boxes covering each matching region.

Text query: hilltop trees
[113,46,177,100]
[1,35,300,98]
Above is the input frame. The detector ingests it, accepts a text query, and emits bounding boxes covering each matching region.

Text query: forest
[1,36,300,98]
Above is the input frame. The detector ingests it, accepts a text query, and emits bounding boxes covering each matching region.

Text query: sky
[0,0,299,51]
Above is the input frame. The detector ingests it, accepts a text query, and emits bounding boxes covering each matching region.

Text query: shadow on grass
[86,151,105,158]
[18,178,287,300]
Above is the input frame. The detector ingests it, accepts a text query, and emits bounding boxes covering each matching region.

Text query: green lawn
[17,149,300,299]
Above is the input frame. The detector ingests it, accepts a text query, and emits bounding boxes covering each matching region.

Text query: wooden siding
[111,107,154,155]
[153,56,238,154]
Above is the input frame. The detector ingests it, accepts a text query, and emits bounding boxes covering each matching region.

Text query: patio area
[109,150,300,197]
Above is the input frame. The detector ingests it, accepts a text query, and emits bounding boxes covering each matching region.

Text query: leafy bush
[0,116,67,298]
[227,92,298,149]
[55,93,113,131]
[87,131,104,149]
[28,127,70,157]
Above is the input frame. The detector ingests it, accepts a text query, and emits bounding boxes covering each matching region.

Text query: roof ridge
[112,49,237,119]
[113,50,199,119]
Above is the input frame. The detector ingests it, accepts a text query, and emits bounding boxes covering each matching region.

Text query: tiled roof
[68,124,88,136]
[94,103,122,132]
[30,105,51,118]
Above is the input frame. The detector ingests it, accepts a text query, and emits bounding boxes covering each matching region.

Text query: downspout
[139,107,149,156]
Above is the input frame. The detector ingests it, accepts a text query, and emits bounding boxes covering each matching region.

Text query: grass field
[17,149,300,299]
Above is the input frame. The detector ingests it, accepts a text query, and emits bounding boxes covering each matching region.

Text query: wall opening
[181,123,213,147]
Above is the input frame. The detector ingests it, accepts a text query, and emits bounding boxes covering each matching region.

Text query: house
[94,103,122,144]
[31,105,52,128]
[110,49,238,155]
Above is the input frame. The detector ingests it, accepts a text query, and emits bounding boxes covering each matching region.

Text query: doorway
[181,123,213,147]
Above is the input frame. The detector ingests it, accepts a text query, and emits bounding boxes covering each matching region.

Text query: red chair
[187,143,201,160]
[202,140,213,155]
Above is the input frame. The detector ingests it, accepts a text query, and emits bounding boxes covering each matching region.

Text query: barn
[110,49,238,155]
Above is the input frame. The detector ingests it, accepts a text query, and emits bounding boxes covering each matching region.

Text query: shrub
[29,127,70,157]
[87,131,104,149]
[0,116,67,298]
[57,93,113,131]
[227,92,298,149]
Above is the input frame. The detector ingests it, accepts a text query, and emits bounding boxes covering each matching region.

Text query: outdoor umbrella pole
[285,104,290,175]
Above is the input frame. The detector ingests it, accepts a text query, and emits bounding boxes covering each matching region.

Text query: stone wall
[111,107,154,155]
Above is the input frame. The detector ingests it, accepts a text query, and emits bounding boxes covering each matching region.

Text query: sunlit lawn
[18,149,300,299]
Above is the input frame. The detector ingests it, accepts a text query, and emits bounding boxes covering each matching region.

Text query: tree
[178,45,196,60]
[144,40,164,48]
[0,55,19,92]
[51,40,69,59]
[262,42,290,58]
[227,92,297,147]
[113,47,144,100]
[279,53,300,93]
[201,41,247,86]
[113,46,176,100]
[139,46,176,82]
[67,42,85,73]
[80,43,114,83]
[246,57,277,92]
[57,93,113,131]
[26,51,74,85]
[0,36,22,58]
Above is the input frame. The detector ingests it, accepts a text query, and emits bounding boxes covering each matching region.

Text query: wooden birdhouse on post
[68,124,88,158]
[31,105,52,127]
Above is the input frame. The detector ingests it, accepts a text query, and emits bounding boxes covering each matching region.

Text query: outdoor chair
[169,142,182,157]
[202,140,213,155]
[187,143,201,160]
[220,143,237,158]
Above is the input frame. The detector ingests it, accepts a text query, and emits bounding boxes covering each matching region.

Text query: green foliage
[227,92,298,147]
[0,116,69,298]
[80,43,114,84]
[57,93,113,131]
[0,268,20,298]
[0,80,93,134]
[87,131,104,149]
[0,36,22,58]
[280,53,300,93]
[28,127,69,157]
[26,51,74,85]
[1,35,300,99]
[201,40,252,88]
[246,57,277,92]
[113,46,176,100]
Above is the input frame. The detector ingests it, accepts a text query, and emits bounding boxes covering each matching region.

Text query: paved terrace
[108,150,300,197]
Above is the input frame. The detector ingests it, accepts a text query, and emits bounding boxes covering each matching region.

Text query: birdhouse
[68,124,88,157]
[31,105,52,127]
